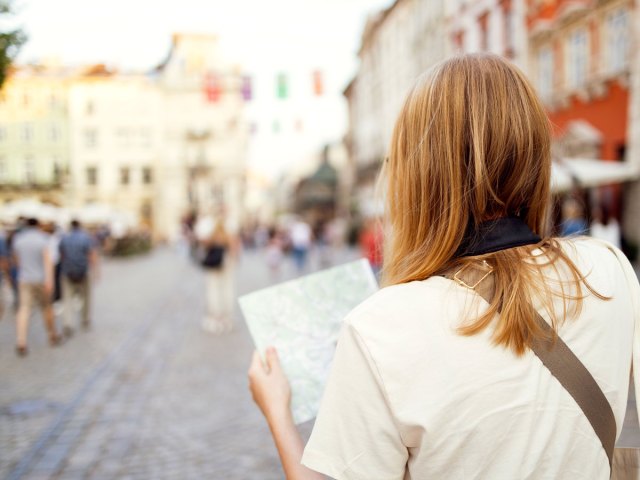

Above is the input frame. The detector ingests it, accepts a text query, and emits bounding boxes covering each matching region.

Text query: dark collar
[456,216,541,257]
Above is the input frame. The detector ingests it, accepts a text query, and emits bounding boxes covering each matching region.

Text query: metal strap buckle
[453,261,494,290]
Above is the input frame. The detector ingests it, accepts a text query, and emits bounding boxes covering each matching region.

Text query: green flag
[277,73,288,99]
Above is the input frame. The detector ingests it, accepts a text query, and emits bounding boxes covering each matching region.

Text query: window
[504,6,516,58]
[53,161,62,184]
[567,29,589,89]
[22,123,33,143]
[478,12,489,51]
[607,9,628,72]
[538,47,554,100]
[25,157,36,184]
[116,128,130,146]
[120,167,130,186]
[84,129,98,148]
[140,128,152,147]
[50,125,60,142]
[86,167,98,186]
[142,166,153,185]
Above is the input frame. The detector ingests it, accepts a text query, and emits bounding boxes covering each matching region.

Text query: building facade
[344,0,447,218]
[447,0,529,69]
[0,65,72,205]
[528,0,634,161]
[156,33,248,239]
[0,34,248,241]
[67,68,162,230]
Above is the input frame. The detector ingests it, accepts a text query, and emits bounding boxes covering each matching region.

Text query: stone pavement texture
[1,249,639,479]
[1,247,354,480]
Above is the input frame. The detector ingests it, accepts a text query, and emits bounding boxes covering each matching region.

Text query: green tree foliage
[0,0,25,90]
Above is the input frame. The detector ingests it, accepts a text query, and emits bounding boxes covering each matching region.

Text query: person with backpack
[59,220,98,337]
[201,219,236,335]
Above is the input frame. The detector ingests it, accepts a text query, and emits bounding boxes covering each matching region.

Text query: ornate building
[0,34,248,240]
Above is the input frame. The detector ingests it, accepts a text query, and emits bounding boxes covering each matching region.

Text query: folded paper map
[239,259,378,424]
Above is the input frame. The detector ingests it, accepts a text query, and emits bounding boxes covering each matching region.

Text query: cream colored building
[67,69,162,229]
[344,0,447,217]
[156,33,248,239]
[0,65,72,205]
[446,0,529,69]
[0,33,248,240]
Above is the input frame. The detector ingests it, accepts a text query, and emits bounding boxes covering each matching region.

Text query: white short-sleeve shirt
[302,238,640,479]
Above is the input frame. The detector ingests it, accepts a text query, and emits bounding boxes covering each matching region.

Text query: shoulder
[343,276,457,342]
[548,237,639,312]
[556,236,631,276]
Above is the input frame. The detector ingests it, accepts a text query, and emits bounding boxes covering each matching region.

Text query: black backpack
[201,245,225,269]
[66,266,88,283]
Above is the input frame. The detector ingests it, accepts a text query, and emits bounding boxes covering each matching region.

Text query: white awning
[551,158,640,193]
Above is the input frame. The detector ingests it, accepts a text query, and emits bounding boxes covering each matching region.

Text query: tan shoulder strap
[442,264,616,469]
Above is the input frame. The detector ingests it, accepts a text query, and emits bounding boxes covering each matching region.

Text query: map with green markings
[240,259,378,424]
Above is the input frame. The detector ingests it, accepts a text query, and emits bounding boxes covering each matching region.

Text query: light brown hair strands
[381,53,606,355]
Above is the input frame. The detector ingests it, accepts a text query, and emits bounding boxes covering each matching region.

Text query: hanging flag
[313,70,323,96]
[295,118,303,132]
[273,120,281,133]
[241,76,252,101]
[277,73,288,99]
[249,122,258,135]
[204,72,221,103]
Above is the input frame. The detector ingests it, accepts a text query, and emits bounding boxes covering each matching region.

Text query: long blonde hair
[383,54,603,355]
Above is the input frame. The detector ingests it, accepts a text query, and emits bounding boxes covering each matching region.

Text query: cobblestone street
[0,247,357,480]
[1,247,639,479]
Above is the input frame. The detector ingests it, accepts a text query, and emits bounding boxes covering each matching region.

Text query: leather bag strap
[442,265,616,469]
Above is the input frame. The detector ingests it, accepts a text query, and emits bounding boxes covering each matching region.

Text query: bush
[110,233,152,257]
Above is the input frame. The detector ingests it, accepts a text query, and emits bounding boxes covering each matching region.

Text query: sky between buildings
[13,0,394,181]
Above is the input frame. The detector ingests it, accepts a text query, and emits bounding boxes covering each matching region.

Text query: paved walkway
[1,247,350,480]
[1,248,639,479]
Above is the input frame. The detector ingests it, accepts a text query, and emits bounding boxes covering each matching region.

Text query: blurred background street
[0,246,358,479]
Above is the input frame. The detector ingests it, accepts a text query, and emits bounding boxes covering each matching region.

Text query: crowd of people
[0,217,98,356]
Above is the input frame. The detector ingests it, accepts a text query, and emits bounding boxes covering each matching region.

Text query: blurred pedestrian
[314,220,332,268]
[289,219,312,273]
[559,197,588,236]
[201,219,236,334]
[12,218,60,356]
[43,223,63,312]
[590,204,621,248]
[0,228,9,320]
[59,220,98,337]
[7,224,22,310]
[265,227,284,280]
[358,217,384,277]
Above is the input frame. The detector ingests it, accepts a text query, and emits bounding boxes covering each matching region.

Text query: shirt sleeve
[301,321,408,480]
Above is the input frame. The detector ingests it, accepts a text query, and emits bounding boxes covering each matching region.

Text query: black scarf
[456,216,541,257]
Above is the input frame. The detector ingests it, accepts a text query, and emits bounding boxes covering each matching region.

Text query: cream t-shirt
[301,238,640,479]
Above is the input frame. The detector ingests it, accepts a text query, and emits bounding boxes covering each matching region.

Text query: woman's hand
[248,348,324,480]
[248,347,292,424]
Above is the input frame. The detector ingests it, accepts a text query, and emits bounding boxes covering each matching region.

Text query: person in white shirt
[289,220,312,273]
[248,54,640,479]
[590,204,621,249]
